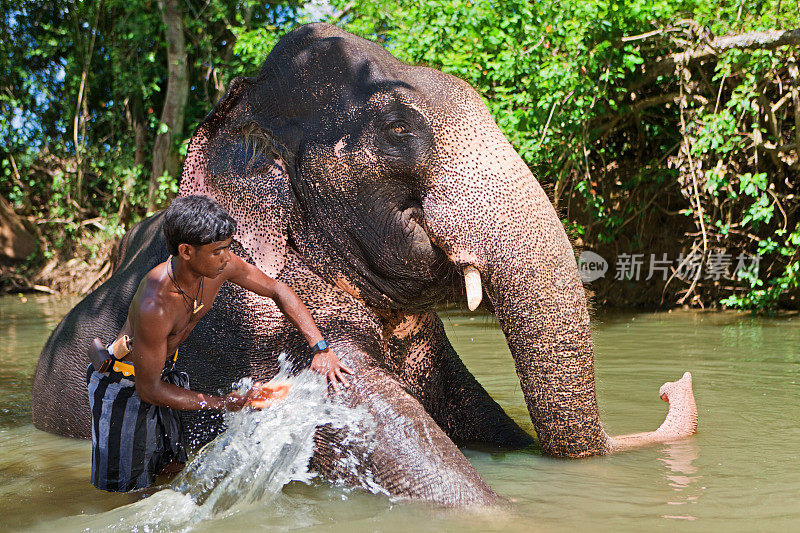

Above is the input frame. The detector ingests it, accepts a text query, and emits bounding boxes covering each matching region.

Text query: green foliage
[1,0,798,308]
[149,170,180,214]
[689,47,799,310]
[231,26,282,76]
[721,228,800,312]
[337,0,799,310]
[0,0,302,258]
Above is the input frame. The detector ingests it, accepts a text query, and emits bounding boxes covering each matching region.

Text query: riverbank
[0,229,116,297]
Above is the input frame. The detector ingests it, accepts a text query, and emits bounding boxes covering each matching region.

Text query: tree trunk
[0,195,38,262]
[119,97,149,225]
[134,116,147,168]
[149,0,188,211]
[71,1,102,205]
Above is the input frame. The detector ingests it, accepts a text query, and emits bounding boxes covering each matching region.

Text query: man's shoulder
[131,290,175,341]
[220,251,251,281]
[132,264,174,320]
[136,292,170,316]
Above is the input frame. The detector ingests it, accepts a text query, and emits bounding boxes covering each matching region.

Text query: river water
[1,294,798,531]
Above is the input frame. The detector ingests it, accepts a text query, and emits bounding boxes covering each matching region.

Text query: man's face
[187,238,233,278]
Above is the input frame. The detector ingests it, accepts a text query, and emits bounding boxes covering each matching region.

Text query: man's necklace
[168,256,205,314]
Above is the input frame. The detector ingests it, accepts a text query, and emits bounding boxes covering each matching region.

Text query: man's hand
[220,392,249,412]
[310,349,353,394]
[246,381,292,409]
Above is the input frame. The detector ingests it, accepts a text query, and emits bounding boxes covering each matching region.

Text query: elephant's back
[31,213,169,437]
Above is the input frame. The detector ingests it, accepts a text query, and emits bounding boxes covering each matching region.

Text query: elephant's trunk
[482,193,611,457]
[423,114,695,456]
[480,178,697,455]
[423,134,610,455]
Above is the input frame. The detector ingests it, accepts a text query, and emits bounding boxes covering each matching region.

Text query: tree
[149,0,188,211]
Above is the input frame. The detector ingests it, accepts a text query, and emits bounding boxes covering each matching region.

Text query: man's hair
[163,195,237,255]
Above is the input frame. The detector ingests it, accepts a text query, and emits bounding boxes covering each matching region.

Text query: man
[87,194,352,492]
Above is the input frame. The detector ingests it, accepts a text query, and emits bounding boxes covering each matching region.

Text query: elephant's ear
[180,76,301,277]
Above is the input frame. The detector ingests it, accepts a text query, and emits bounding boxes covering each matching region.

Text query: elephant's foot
[609,372,697,452]
[656,371,698,437]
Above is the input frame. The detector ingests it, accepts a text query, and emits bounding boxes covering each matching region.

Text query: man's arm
[131,297,246,410]
[226,253,353,391]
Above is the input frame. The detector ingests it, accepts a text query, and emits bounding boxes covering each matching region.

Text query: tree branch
[634,28,800,90]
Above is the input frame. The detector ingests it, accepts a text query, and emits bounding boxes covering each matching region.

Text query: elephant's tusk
[464,266,483,311]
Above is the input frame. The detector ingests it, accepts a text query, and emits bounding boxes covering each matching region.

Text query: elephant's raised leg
[310,341,501,506]
[264,256,498,504]
[381,311,534,448]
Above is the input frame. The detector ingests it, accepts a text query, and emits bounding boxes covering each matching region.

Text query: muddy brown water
[1,294,799,531]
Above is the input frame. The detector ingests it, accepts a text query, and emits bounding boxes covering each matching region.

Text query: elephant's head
[180,23,693,457]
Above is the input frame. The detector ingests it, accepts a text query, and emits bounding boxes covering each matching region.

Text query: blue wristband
[312,339,328,353]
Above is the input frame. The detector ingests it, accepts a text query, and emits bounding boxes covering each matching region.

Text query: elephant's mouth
[291,193,458,310]
[398,202,430,251]
[404,205,495,313]
[358,200,458,309]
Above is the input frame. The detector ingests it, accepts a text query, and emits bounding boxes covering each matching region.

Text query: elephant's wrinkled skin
[32,24,697,505]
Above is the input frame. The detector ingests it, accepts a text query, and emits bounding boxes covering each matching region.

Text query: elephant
[32,23,697,506]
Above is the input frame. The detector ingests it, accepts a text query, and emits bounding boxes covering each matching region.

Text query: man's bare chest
[167,294,214,346]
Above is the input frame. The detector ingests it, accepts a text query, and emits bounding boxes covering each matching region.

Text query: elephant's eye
[385,121,413,139]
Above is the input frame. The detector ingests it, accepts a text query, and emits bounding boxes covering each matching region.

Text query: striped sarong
[87,367,189,492]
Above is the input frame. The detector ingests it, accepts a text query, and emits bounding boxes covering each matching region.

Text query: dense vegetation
[2,0,798,310]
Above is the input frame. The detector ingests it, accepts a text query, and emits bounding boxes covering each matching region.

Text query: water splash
[88,357,383,532]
